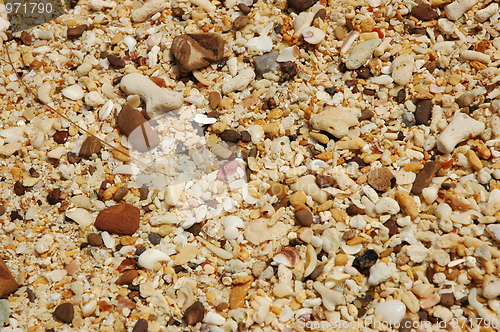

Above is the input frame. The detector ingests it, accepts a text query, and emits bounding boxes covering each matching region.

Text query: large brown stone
[171,33,225,72]
[411,161,441,195]
[0,258,19,297]
[95,203,140,235]
[117,105,160,152]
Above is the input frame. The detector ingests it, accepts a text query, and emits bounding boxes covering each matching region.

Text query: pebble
[411,161,441,195]
[116,269,139,285]
[311,107,359,138]
[353,249,378,274]
[374,197,400,215]
[440,293,454,307]
[302,27,326,44]
[475,2,498,22]
[113,186,128,202]
[0,260,17,297]
[222,68,255,94]
[375,300,406,324]
[120,73,183,117]
[367,167,394,192]
[87,233,103,246]
[138,249,170,269]
[148,232,162,245]
[253,51,280,76]
[85,91,105,107]
[483,278,500,298]
[53,303,74,324]
[208,91,221,109]
[288,0,317,12]
[94,203,140,235]
[0,204,5,216]
[233,15,250,30]
[399,318,413,332]
[117,105,160,152]
[238,3,251,14]
[0,143,22,157]
[411,4,438,21]
[456,92,473,108]
[346,38,381,70]
[295,209,313,226]
[66,208,93,228]
[62,84,84,100]
[391,54,414,86]
[67,24,87,39]
[436,113,485,154]
[291,175,328,203]
[20,31,32,45]
[184,301,205,325]
[315,175,335,188]
[107,54,126,68]
[445,0,477,21]
[219,129,241,143]
[395,190,419,220]
[414,99,433,125]
[401,112,416,127]
[132,318,148,332]
[131,0,168,22]
[0,300,9,326]
[229,278,253,309]
[79,136,102,159]
[171,33,225,72]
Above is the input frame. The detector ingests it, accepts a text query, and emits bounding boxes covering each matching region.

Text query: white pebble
[391,54,414,86]
[486,224,500,242]
[35,234,54,254]
[82,300,97,317]
[374,197,400,215]
[445,0,477,20]
[101,231,114,248]
[65,208,93,228]
[131,0,168,22]
[138,249,171,269]
[290,174,328,204]
[224,227,239,240]
[436,113,485,154]
[247,124,264,144]
[193,113,216,124]
[84,91,105,107]
[203,311,226,325]
[349,215,366,229]
[88,0,116,11]
[246,36,273,53]
[483,278,500,299]
[221,68,255,94]
[375,300,406,324]
[475,3,498,22]
[222,216,244,228]
[37,83,53,104]
[62,84,84,100]
[346,38,381,70]
[422,186,439,204]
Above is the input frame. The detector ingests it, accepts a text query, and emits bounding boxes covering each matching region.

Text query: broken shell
[302,27,325,44]
[274,247,300,267]
[99,100,114,120]
[340,241,363,255]
[304,244,318,277]
[341,30,359,54]
[62,84,84,100]
[277,46,300,62]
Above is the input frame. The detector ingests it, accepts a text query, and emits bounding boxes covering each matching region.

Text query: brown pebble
[87,233,104,246]
[367,167,394,192]
[229,279,253,309]
[0,258,19,298]
[171,33,225,72]
[440,293,454,307]
[53,131,69,144]
[359,109,374,121]
[241,131,252,142]
[216,302,229,312]
[113,186,129,202]
[411,161,441,195]
[67,24,87,39]
[139,187,149,201]
[117,105,160,152]
[233,15,250,30]
[307,264,324,280]
[107,54,126,68]
[53,303,74,324]
[396,89,406,103]
[456,92,473,108]
[20,31,32,45]
[411,4,437,21]
[47,188,63,205]
[172,7,185,19]
[0,204,5,216]
[183,301,205,325]
[267,182,288,199]
[384,218,399,237]
[14,181,26,196]
[94,203,140,235]
[237,3,251,14]
[288,0,317,12]
[295,209,313,227]
[399,318,413,332]
[415,99,433,125]
[186,223,202,236]
[67,151,81,164]
[313,8,327,22]
[219,129,241,143]
[132,319,148,332]
[315,175,335,188]
[280,61,297,81]
[208,91,221,109]
[79,136,102,159]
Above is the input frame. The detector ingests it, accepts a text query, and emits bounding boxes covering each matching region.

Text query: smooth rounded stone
[219,129,242,143]
[53,303,74,324]
[411,4,437,21]
[346,38,381,70]
[238,2,251,14]
[82,300,97,317]
[66,24,87,39]
[116,270,139,285]
[311,107,359,138]
[233,15,250,30]
[62,84,84,100]
[94,203,140,235]
[107,54,125,68]
[253,51,280,76]
[295,209,313,227]
[171,33,225,72]
[222,215,244,229]
[414,99,433,125]
[436,113,485,154]
[132,318,148,332]
[148,232,162,245]
[208,91,221,109]
[439,293,455,307]
[456,92,473,108]
[367,167,394,192]
[65,208,93,228]
[288,0,317,12]
[273,283,294,297]
[120,73,183,117]
[221,68,256,95]
[399,318,414,332]
[445,0,477,20]
[0,204,5,216]
[401,111,416,127]
[184,301,205,325]
[87,233,103,246]
[224,227,240,240]
[375,300,406,324]
[315,175,335,188]
[0,300,10,326]
[138,249,170,269]
[203,311,226,325]
[391,54,414,86]
[53,131,69,144]
[411,161,441,195]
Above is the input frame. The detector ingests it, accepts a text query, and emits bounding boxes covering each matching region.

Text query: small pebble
[295,209,313,227]
[0,204,5,216]
[0,258,18,298]
[132,318,148,332]
[62,84,85,100]
[117,105,160,152]
[346,38,381,70]
[186,223,202,236]
[411,161,441,195]
[47,188,62,205]
[436,113,485,154]
[399,318,413,332]
[113,186,128,202]
[411,4,438,21]
[184,301,205,325]
[360,109,374,121]
[356,66,371,79]
[401,112,416,127]
[94,203,140,235]
[440,293,454,307]
[87,233,104,246]
[79,136,102,159]
[253,51,280,76]
[238,3,251,14]
[14,181,26,196]
[315,175,335,188]
[116,270,140,285]
[219,129,242,143]
[288,0,317,12]
[208,91,221,109]
[367,167,394,192]
[233,15,250,30]
[67,24,87,39]
[353,249,378,274]
[414,99,433,125]
[456,92,473,108]
[148,232,162,245]
[391,54,414,86]
[107,54,126,68]
[20,31,32,45]
[280,61,297,81]
[53,303,74,324]
[171,33,225,72]
[396,89,406,103]
[375,300,406,324]
[53,131,69,144]
[0,300,9,327]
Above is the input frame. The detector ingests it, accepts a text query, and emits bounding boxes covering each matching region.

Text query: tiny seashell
[274,247,300,268]
[277,46,300,62]
[123,35,137,52]
[304,244,317,277]
[222,215,244,228]
[302,27,325,44]
[341,31,359,54]
[62,84,85,100]
[341,242,363,255]
[307,159,328,171]
[99,100,114,120]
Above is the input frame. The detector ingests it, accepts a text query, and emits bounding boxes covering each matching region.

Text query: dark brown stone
[186,223,202,236]
[415,99,433,125]
[288,0,317,12]
[233,15,250,30]
[295,209,313,227]
[53,131,69,144]
[94,203,140,235]
[208,91,221,109]
[107,54,126,68]
[0,258,19,298]
[13,181,26,196]
[67,24,87,39]
[116,270,140,285]
[47,188,63,205]
[113,186,129,202]
[171,34,225,72]
[411,161,441,195]
[360,109,374,121]
[20,31,32,45]
[67,151,81,164]
[132,319,148,332]
[87,233,103,246]
[79,136,102,159]
[0,204,5,216]
[399,318,414,332]
[117,105,160,152]
[315,175,335,188]
[53,303,74,324]
[237,3,251,14]
[219,130,241,143]
[396,88,406,103]
[184,301,205,325]
[411,4,437,21]
[440,293,454,307]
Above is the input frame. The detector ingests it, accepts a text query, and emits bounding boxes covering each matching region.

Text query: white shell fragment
[346,38,381,69]
[302,27,325,44]
[193,113,216,124]
[246,36,273,53]
[436,113,485,154]
[65,208,93,228]
[131,0,168,22]
[375,300,406,324]
[62,84,85,100]
[445,0,477,21]
[277,46,300,62]
[222,68,256,94]
[138,249,171,269]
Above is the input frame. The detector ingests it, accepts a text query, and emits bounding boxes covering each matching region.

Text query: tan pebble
[412,283,434,298]
[404,163,424,172]
[310,132,330,144]
[229,279,253,309]
[289,190,307,207]
[315,151,333,161]
[336,136,365,150]
[103,185,118,200]
[273,283,294,297]
[208,91,221,109]
[317,200,334,212]
[363,154,381,164]
[360,17,375,32]
[484,260,495,274]
[289,299,301,310]
[335,253,348,266]
[475,141,491,159]
[346,236,370,246]
[120,236,136,246]
[112,148,130,162]
[466,149,483,171]
[263,123,279,136]
[367,167,394,192]
[157,225,174,237]
[233,275,254,284]
[269,306,282,315]
[295,290,307,303]
[395,190,419,220]
[111,32,123,45]
[468,267,483,281]
[330,208,348,223]
[267,182,289,199]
